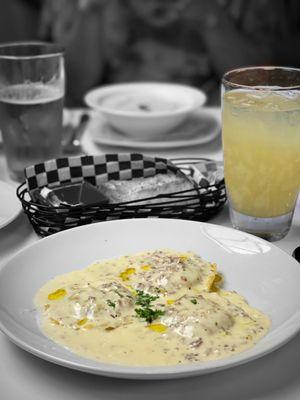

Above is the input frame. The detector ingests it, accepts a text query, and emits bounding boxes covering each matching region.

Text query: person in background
[0,0,40,42]
[39,0,300,106]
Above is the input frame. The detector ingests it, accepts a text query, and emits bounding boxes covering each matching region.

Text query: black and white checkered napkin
[190,161,224,187]
[25,153,178,194]
[171,158,224,188]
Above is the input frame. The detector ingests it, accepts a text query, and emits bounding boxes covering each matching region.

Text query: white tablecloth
[1,108,300,400]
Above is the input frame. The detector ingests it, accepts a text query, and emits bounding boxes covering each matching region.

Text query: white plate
[0,181,21,229]
[0,219,299,380]
[88,108,220,149]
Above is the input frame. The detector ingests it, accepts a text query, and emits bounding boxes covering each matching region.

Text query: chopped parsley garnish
[135,290,159,307]
[134,290,165,323]
[113,289,124,298]
[135,308,165,323]
[190,298,197,305]
[107,300,116,308]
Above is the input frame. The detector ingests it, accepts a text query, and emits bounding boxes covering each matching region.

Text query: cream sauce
[34,250,270,366]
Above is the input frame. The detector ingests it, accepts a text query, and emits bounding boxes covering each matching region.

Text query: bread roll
[98,172,195,204]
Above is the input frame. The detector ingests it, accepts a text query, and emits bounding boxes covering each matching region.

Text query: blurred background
[3,0,300,107]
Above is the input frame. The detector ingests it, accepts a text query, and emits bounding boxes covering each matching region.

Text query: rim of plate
[1,219,300,379]
[84,82,206,118]
[0,181,22,229]
[89,108,220,149]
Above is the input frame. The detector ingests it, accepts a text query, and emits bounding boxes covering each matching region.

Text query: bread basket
[16,153,226,237]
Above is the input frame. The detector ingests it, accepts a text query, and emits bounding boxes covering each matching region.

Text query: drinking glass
[0,42,65,181]
[222,66,300,241]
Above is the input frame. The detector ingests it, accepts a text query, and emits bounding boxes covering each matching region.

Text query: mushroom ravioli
[34,250,270,366]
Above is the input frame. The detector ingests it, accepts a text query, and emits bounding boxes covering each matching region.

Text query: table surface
[1,108,300,400]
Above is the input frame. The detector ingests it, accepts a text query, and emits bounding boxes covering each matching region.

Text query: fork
[62,113,90,154]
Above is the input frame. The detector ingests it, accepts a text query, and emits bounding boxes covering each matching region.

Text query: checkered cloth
[25,153,178,194]
[190,161,224,188]
[171,158,224,188]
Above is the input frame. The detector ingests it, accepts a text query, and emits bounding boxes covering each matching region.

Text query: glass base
[229,208,294,241]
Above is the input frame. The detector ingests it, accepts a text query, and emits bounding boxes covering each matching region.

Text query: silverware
[292,247,300,262]
[62,113,90,154]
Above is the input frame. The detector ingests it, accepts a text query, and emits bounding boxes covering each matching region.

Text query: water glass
[0,42,65,181]
[222,66,300,241]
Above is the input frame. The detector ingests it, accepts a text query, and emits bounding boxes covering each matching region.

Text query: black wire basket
[16,153,226,237]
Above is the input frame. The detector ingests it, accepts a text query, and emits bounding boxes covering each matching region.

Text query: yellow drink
[222,90,300,219]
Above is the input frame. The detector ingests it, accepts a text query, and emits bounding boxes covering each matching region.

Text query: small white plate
[89,108,220,149]
[0,219,300,380]
[0,181,21,229]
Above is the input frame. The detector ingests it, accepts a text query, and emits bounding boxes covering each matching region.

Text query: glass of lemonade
[222,66,300,241]
[0,42,65,181]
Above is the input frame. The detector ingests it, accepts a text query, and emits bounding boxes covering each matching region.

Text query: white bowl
[84,82,206,140]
